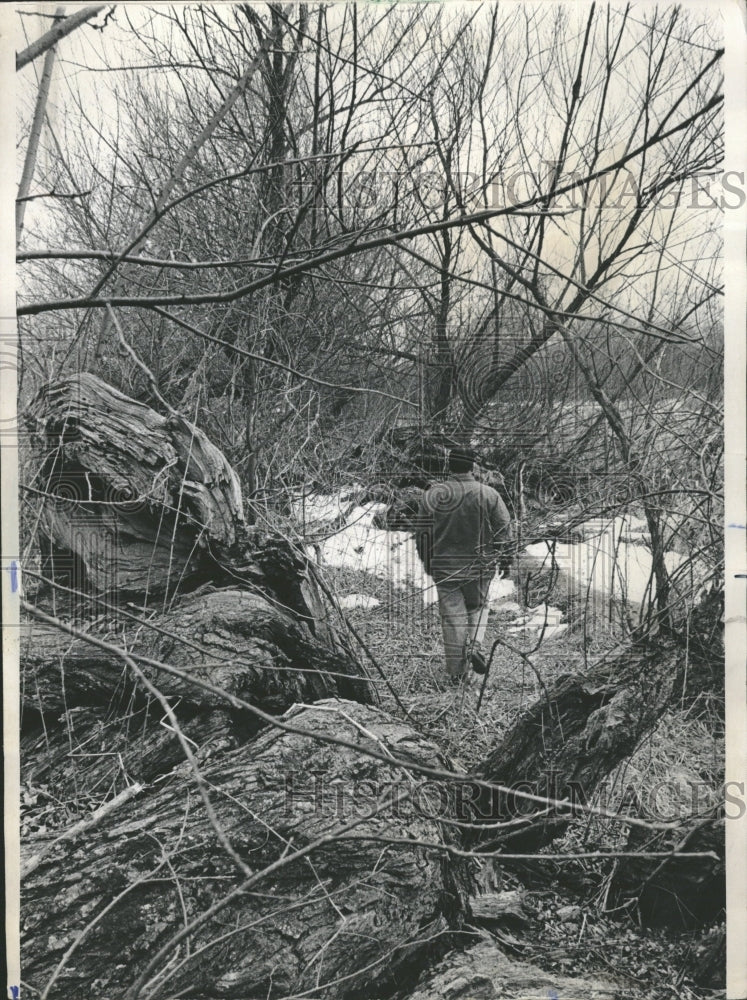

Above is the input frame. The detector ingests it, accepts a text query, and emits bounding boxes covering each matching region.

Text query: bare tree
[15,7,726,996]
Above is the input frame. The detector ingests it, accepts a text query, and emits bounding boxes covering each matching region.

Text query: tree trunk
[27,372,245,599]
[404,939,621,1000]
[472,640,682,851]
[16,7,65,241]
[22,587,373,719]
[16,5,106,71]
[25,374,359,635]
[467,636,725,931]
[22,700,474,1000]
[22,704,243,816]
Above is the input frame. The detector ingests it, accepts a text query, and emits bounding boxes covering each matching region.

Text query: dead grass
[321,561,723,839]
[575,709,724,854]
[318,563,595,768]
[317,562,725,998]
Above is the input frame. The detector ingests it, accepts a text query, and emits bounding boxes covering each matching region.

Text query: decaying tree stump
[27,372,245,598]
[23,373,374,722]
[22,700,475,1000]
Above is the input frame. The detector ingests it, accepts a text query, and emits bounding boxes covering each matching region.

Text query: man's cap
[448,447,478,470]
[449,447,477,462]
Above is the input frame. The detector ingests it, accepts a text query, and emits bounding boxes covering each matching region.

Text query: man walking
[415,448,512,686]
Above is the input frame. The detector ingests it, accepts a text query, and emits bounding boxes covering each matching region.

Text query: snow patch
[491,600,524,616]
[524,515,686,607]
[338,593,381,610]
[290,485,365,526]
[296,494,696,627]
[487,576,518,606]
[505,604,568,643]
[312,510,439,601]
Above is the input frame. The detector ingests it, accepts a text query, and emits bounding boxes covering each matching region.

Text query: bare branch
[16,5,107,72]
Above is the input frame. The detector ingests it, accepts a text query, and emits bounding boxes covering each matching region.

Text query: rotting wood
[401,937,621,1000]
[27,372,244,598]
[472,640,682,851]
[22,700,475,1000]
[22,588,373,718]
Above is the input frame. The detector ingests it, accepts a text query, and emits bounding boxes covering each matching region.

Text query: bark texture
[22,703,242,812]
[27,372,244,597]
[22,700,475,1000]
[22,588,373,718]
[401,939,621,1000]
[468,638,725,930]
[472,640,682,851]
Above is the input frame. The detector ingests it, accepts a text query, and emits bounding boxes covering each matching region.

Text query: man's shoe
[470,645,488,675]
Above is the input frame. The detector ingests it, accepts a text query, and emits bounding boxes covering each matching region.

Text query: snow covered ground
[290,486,365,528]
[524,515,685,608]
[504,603,568,641]
[338,593,381,610]
[294,492,697,644]
[305,501,516,609]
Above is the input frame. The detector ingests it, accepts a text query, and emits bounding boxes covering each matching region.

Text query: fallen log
[472,640,683,851]
[467,637,726,932]
[23,373,374,721]
[401,938,621,1000]
[22,704,243,813]
[22,700,474,1000]
[22,588,373,718]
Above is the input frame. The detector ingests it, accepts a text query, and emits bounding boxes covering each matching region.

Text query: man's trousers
[435,575,492,677]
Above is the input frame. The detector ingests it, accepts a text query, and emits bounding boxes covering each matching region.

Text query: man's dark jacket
[414,473,512,584]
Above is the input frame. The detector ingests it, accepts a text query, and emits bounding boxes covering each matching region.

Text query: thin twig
[22,782,144,877]
[21,601,690,835]
[308,561,413,719]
